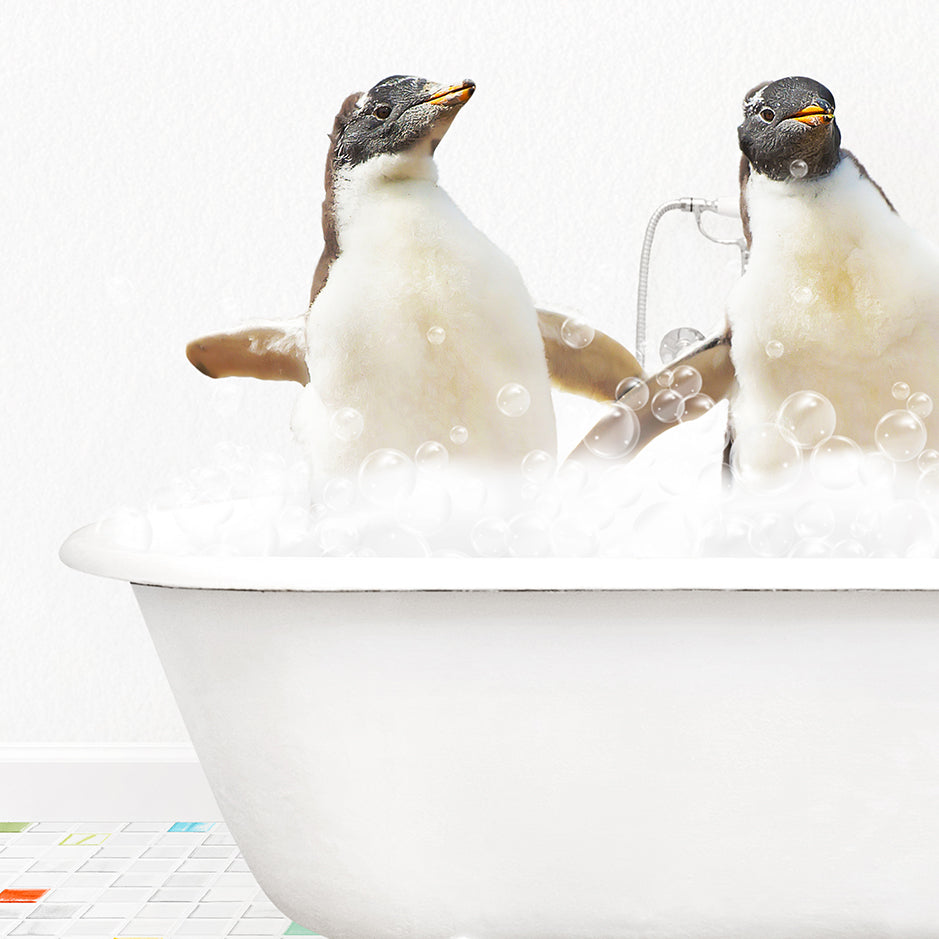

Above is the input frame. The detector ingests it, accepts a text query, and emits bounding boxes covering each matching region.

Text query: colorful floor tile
[0,822,323,938]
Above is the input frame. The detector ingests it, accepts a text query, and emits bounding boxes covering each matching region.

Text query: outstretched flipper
[186,320,309,384]
[567,328,735,467]
[537,309,644,402]
[186,310,644,406]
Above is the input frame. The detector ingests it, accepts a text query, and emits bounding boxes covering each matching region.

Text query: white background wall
[4,0,938,743]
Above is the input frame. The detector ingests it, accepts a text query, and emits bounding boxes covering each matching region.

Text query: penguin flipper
[566,328,736,466]
[186,321,310,384]
[537,309,644,402]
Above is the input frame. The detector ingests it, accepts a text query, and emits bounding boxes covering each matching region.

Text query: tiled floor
[0,822,318,938]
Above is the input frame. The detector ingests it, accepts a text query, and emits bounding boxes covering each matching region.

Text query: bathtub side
[133,585,939,939]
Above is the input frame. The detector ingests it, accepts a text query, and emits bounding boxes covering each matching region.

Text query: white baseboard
[0,745,221,820]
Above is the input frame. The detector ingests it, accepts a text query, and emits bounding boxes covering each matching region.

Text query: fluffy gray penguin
[188,75,642,483]
[730,75,939,459]
[571,76,939,473]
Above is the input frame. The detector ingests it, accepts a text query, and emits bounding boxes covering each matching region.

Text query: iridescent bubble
[507,513,551,557]
[679,393,715,422]
[793,501,836,540]
[731,423,802,493]
[907,391,933,418]
[521,449,556,484]
[651,388,685,423]
[616,377,650,410]
[582,403,641,459]
[875,409,927,462]
[892,381,911,401]
[918,449,939,473]
[322,476,356,511]
[789,159,808,178]
[450,425,469,445]
[496,383,531,417]
[792,285,815,305]
[330,407,364,442]
[659,327,705,364]
[811,435,862,489]
[668,365,703,399]
[426,326,446,345]
[415,440,449,473]
[561,317,595,349]
[765,340,785,359]
[777,390,837,449]
[358,449,415,506]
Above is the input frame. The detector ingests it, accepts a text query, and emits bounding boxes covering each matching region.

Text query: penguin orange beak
[791,105,834,126]
[424,80,476,107]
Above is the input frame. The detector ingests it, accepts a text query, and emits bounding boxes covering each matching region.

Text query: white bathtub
[61,524,939,939]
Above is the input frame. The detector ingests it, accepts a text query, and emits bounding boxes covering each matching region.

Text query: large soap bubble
[776,391,837,449]
[731,423,802,493]
[875,410,927,462]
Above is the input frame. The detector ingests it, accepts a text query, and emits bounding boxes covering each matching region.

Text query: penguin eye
[374,104,392,120]
[760,108,775,123]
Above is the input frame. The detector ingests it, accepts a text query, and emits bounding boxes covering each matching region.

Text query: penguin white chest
[296,169,555,477]
[728,159,939,451]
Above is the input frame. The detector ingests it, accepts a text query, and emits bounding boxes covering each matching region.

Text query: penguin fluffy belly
[729,76,939,457]
[730,157,939,447]
[293,149,556,481]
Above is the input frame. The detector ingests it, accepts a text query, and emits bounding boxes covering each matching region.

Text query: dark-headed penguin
[729,75,939,460]
[187,75,642,485]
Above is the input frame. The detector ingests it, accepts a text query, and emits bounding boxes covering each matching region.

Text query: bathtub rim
[60,521,939,592]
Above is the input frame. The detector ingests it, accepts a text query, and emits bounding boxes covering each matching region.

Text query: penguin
[571,76,939,474]
[187,75,642,483]
[730,75,939,458]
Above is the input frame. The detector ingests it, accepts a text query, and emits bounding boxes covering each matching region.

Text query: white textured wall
[4,0,938,742]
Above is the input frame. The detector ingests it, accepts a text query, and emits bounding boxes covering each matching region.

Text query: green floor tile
[285,925,318,936]
[0,823,30,833]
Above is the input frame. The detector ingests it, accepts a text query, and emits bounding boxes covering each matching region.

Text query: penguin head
[738,76,841,182]
[330,75,475,171]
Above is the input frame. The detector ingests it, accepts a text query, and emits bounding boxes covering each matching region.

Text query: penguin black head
[738,76,841,181]
[329,75,475,170]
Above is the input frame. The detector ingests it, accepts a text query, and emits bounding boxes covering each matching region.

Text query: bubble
[892,381,911,401]
[794,501,836,540]
[426,326,446,345]
[415,440,449,473]
[507,513,551,557]
[521,449,556,484]
[789,159,808,178]
[789,538,831,558]
[95,507,153,552]
[748,513,796,558]
[358,449,415,506]
[330,407,364,442]
[550,515,599,557]
[792,285,815,305]
[560,317,595,349]
[918,449,939,473]
[616,377,650,410]
[777,391,837,449]
[556,459,589,496]
[659,327,705,364]
[668,365,703,399]
[811,435,862,489]
[470,516,509,557]
[496,383,531,417]
[830,539,867,558]
[875,409,927,462]
[679,393,715,422]
[917,466,939,510]
[650,388,685,423]
[450,425,469,445]
[765,340,785,359]
[907,392,933,418]
[656,370,673,388]
[322,476,356,511]
[582,403,641,459]
[731,423,802,493]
